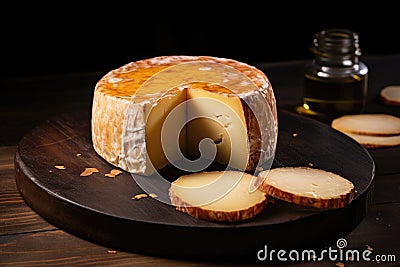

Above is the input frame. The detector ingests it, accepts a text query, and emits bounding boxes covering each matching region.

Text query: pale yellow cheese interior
[144,82,249,172]
[171,171,266,210]
[186,85,248,169]
[145,87,187,170]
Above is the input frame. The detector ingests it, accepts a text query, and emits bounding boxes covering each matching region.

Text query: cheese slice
[331,114,400,136]
[91,55,278,175]
[380,85,400,106]
[258,167,355,209]
[340,131,400,149]
[169,171,268,222]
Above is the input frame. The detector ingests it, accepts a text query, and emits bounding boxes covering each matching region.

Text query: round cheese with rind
[91,55,278,176]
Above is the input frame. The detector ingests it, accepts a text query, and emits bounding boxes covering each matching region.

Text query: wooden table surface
[1,54,400,266]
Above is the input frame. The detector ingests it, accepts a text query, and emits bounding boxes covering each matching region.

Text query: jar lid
[311,28,361,57]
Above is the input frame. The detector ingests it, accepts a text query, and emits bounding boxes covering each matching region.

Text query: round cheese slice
[331,114,400,136]
[380,85,400,106]
[341,131,400,149]
[258,167,355,209]
[169,171,268,222]
[91,55,278,176]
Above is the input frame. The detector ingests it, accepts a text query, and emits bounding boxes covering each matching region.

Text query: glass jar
[298,28,369,123]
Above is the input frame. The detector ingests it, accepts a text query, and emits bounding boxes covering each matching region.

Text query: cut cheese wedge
[258,167,355,209]
[169,171,268,222]
[91,55,278,176]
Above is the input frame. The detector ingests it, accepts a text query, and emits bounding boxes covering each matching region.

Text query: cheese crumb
[149,193,158,198]
[105,169,123,178]
[132,193,148,200]
[54,165,66,170]
[335,262,345,267]
[80,167,99,177]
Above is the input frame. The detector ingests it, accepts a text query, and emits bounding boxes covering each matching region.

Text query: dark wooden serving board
[14,109,375,260]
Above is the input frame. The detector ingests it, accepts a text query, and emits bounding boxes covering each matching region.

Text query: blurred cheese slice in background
[331,113,400,148]
[380,85,400,106]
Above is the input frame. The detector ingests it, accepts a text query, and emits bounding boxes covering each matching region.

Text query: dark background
[2,4,399,79]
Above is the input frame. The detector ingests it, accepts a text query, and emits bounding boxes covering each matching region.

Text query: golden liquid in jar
[300,73,367,123]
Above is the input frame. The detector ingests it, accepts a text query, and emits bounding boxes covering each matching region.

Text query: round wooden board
[15,109,375,260]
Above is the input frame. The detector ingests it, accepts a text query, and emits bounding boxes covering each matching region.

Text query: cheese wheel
[169,171,268,222]
[258,167,355,209]
[91,55,278,175]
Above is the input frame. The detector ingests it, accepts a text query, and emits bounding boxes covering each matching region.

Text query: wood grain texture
[0,147,17,190]
[1,203,399,267]
[0,146,57,235]
[0,230,208,267]
[13,109,374,260]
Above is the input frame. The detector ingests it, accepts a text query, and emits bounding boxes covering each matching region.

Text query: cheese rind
[91,55,278,175]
